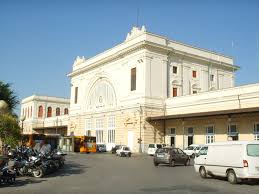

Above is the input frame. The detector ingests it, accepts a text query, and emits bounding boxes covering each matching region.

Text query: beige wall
[160,113,259,150]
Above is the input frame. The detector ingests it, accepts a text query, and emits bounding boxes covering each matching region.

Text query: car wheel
[185,159,190,166]
[128,153,131,157]
[169,160,175,167]
[227,170,238,184]
[199,166,207,178]
[154,162,159,167]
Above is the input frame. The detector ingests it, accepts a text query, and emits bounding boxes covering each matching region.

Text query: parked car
[147,144,166,156]
[97,144,106,152]
[111,145,126,154]
[154,147,190,167]
[194,141,259,184]
[184,144,204,158]
[116,146,132,157]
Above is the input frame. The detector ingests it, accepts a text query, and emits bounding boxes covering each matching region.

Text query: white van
[147,144,166,155]
[194,141,259,184]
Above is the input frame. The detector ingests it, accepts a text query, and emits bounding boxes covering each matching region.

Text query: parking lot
[0,153,259,194]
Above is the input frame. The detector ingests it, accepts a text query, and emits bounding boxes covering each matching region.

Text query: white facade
[67,26,238,152]
[21,95,70,135]
[20,26,259,152]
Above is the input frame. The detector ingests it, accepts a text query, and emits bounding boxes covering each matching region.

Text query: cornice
[68,39,239,78]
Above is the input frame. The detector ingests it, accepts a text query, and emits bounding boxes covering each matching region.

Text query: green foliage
[0,114,21,148]
[0,81,19,115]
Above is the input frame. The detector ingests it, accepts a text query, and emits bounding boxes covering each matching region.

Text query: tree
[0,81,19,115]
[0,113,21,148]
[0,81,21,148]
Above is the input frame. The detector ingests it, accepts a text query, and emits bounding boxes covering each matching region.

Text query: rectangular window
[228,124,238,141]
[192,70,197,78]
[173,66,177,74]
[188,127,194,135]
[210,74,214,81]
[96,118,104,143]
[131,67,136,91]
[74,87,78,104]
[85,118,92,136]
[173,87,177,97]
[108,116,115,143]
[170,128,176,135]
[206,126,215,144]
[187,127,194,146]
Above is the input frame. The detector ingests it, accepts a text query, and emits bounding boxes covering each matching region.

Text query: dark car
[96,144,106,152]
[153,147,190,167]
[111,145,126,154]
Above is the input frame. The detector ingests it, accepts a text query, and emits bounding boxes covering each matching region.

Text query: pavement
[0,153,259,194]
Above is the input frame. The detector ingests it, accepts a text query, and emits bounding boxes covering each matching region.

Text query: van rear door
[246,144,259,176]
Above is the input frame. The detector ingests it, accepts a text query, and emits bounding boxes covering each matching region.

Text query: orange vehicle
[74,136,97,153]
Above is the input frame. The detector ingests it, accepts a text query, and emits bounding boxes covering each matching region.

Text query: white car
[116,146,131,157]
[183,144,204,158]
[194,141,259,184]
[147,144,166,156]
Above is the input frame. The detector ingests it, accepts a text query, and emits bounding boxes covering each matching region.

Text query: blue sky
[0,0,259,113]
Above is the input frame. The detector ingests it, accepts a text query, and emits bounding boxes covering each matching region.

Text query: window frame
[210,74,214,82]
[130,67,136,91]
[172,66,178,74]
[172,87,178,97]
[192,70,197,78]
[74,87,78,104]
[47,107,52,118]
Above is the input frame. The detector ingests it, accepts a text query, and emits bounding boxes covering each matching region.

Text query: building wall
[164,113,259,150]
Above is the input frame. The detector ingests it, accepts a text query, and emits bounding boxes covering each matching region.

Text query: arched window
[64,108,69,115]
[47,107,52,117]
[38,106,43,118]
[56,107,60,116]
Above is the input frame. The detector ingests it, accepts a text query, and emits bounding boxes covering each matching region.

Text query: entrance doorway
[170,136,175,147]
[188,136,193,146]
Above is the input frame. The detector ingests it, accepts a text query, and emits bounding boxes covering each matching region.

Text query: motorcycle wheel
[32,168,44,178]
[59,160,64,168]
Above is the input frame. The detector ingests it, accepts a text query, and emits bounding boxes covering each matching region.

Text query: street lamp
[137,104,143,153]
[20,115,26,133]
[20,115,26,146]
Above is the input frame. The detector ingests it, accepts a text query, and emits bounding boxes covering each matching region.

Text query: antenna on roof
[137,7,140,27]
[231,40,236,86]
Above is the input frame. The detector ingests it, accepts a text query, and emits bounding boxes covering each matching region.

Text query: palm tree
[0,81,19,115]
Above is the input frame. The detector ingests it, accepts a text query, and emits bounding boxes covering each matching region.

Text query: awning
[146,107,259,121]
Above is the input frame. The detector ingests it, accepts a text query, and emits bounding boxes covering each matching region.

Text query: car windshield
[247,144,259,157]
[186,146,194,150]
[123,147,130,151]
[156,148,170,153]
[149,144,155,148]
[157,144,162,149]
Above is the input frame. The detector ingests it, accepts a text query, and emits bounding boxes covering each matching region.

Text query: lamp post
[137,104,143,153]
[20,115,26,145]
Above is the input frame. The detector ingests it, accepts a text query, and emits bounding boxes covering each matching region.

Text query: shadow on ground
[203,176,259,186]
[140,185,218,193]
[44,161,89,178]
[0,178,47,188]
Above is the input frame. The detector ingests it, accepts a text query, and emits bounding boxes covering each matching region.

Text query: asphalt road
[0,153,259,194]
